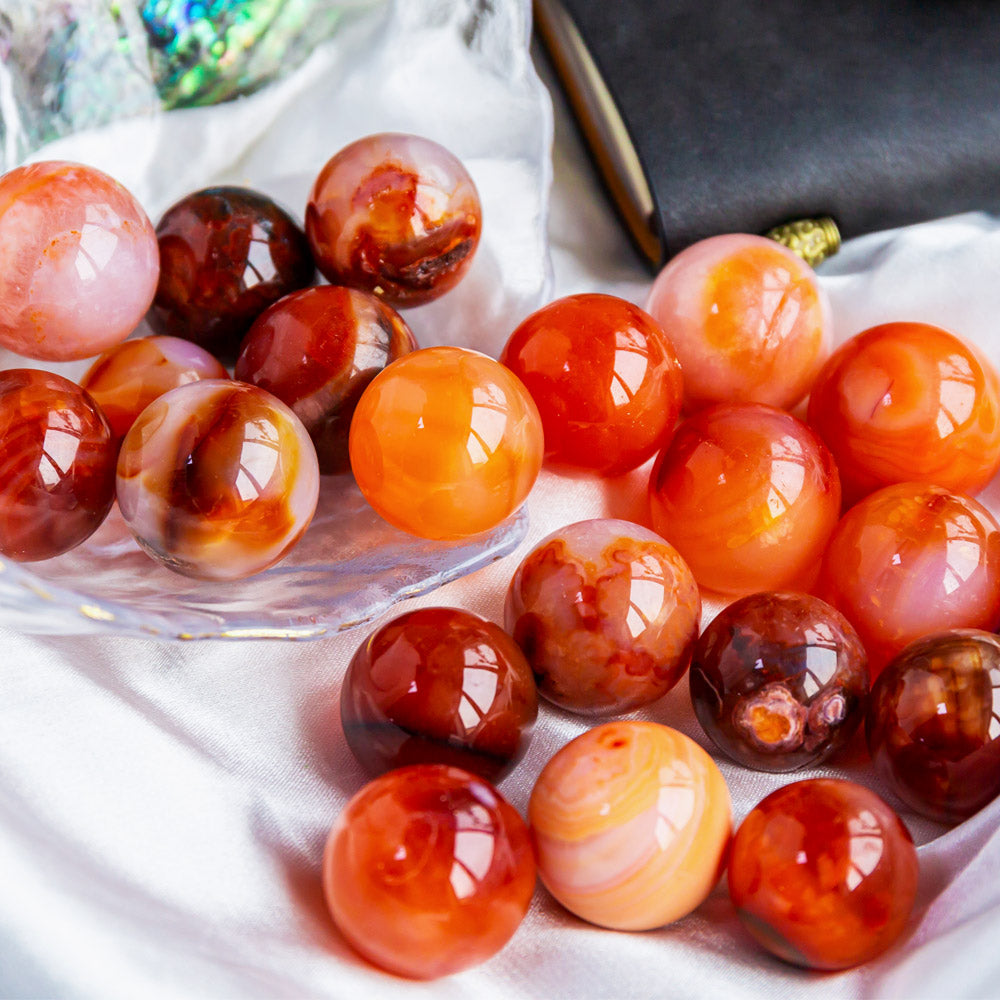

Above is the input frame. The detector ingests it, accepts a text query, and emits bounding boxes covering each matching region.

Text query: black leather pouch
[535,0,1000,269]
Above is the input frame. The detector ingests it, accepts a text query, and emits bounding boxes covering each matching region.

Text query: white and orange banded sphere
[529,721,731,930]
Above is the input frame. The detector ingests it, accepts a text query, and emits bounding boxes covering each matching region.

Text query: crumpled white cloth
[5,2,1000,997]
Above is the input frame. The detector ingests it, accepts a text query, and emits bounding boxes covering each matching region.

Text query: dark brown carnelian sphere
[500,293,684,476]
[340,607,538,781]
[147,186,315,361]
[235,285,416,473]
[690,592,868,771]
[866,628,1000,823]
[0,369,116,561]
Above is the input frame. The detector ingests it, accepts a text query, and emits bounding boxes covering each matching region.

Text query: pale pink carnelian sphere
[645,233,831,411]
[0,161,159,361]
[529,721,731,930]
[324,764,535,979]
[816,482,1000,677]
[648,403,841,595]
[808,321,1000,505]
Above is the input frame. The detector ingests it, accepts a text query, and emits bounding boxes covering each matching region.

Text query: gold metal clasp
[765,217,841,267]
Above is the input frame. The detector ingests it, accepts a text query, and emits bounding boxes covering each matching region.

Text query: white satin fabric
[4,2,1000,997]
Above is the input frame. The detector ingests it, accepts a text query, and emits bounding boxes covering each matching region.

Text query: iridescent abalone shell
[529,721,732,930]
[81,335,229,442]
[116,380,319,580]
[324,764,535,980]
[147,186,315,361]
[306,133,482,307]
[0,369,116,561]
[505,519,701,715]
[0,161,159,361]
[235,285,416,474]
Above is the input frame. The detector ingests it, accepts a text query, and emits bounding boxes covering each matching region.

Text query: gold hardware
[765,216,841,267]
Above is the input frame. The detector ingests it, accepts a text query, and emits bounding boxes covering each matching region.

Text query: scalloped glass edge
[0,476,528,641]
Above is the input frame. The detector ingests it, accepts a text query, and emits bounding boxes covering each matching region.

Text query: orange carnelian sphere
[349,346,543,539]
[645,233,831,411]
[648,403,841,595]
[808,321,1000,504]
[500,293,683,475]
[728,778,918,970]
[816,482,1000,677]
[324,764,536,979]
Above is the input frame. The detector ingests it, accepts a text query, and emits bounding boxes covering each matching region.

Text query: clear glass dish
[0,475,527,640]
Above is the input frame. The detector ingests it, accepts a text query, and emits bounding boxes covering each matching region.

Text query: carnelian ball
[866,629,1000,823]
[323,764,536,980]
[500,293,683,475]
[648,403,841,595]
[306,133,481,307]
[728,778,918,970]
[816,483,1000,677]
[807,321,1000,505]
[529,721,731,930]
[505,518,701,715]
[348,346,543,539]
[644,233,831,411]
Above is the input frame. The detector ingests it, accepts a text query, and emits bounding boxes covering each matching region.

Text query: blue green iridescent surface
[142,0,345,108]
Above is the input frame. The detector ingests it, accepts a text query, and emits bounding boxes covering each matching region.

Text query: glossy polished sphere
[505,519,700,715]
[529,721,731,930]
[690,592,868,771]
[728,778,919,970]
[348,346,543,539]
[148,186,315,361]
[808,322,1000,504]
[81,335,229,442]
[324,764,535,980]
[645,233,831,411]
[235,285,416,474]
[867,629,1000,823]
[648,403,841,595]
[116,380,319,580]
[0,161,158,361]
[500,294,684,475]
[0,369,116,561]
[816,483,1000,677]
[341,607,538,781]
[306,133,482,307]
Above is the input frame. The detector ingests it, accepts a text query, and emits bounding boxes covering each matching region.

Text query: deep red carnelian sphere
[807,321,1000,505]
[648,403,841,595]
[0,369,116,561]
[867,629,1000,823]
[323,765,535,979]
[148,186,315,362]
[728,778,918,970]
[235,285,416,473]
[500,293,683,475]
[340,607,537,781]
[816,483,1000,677]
